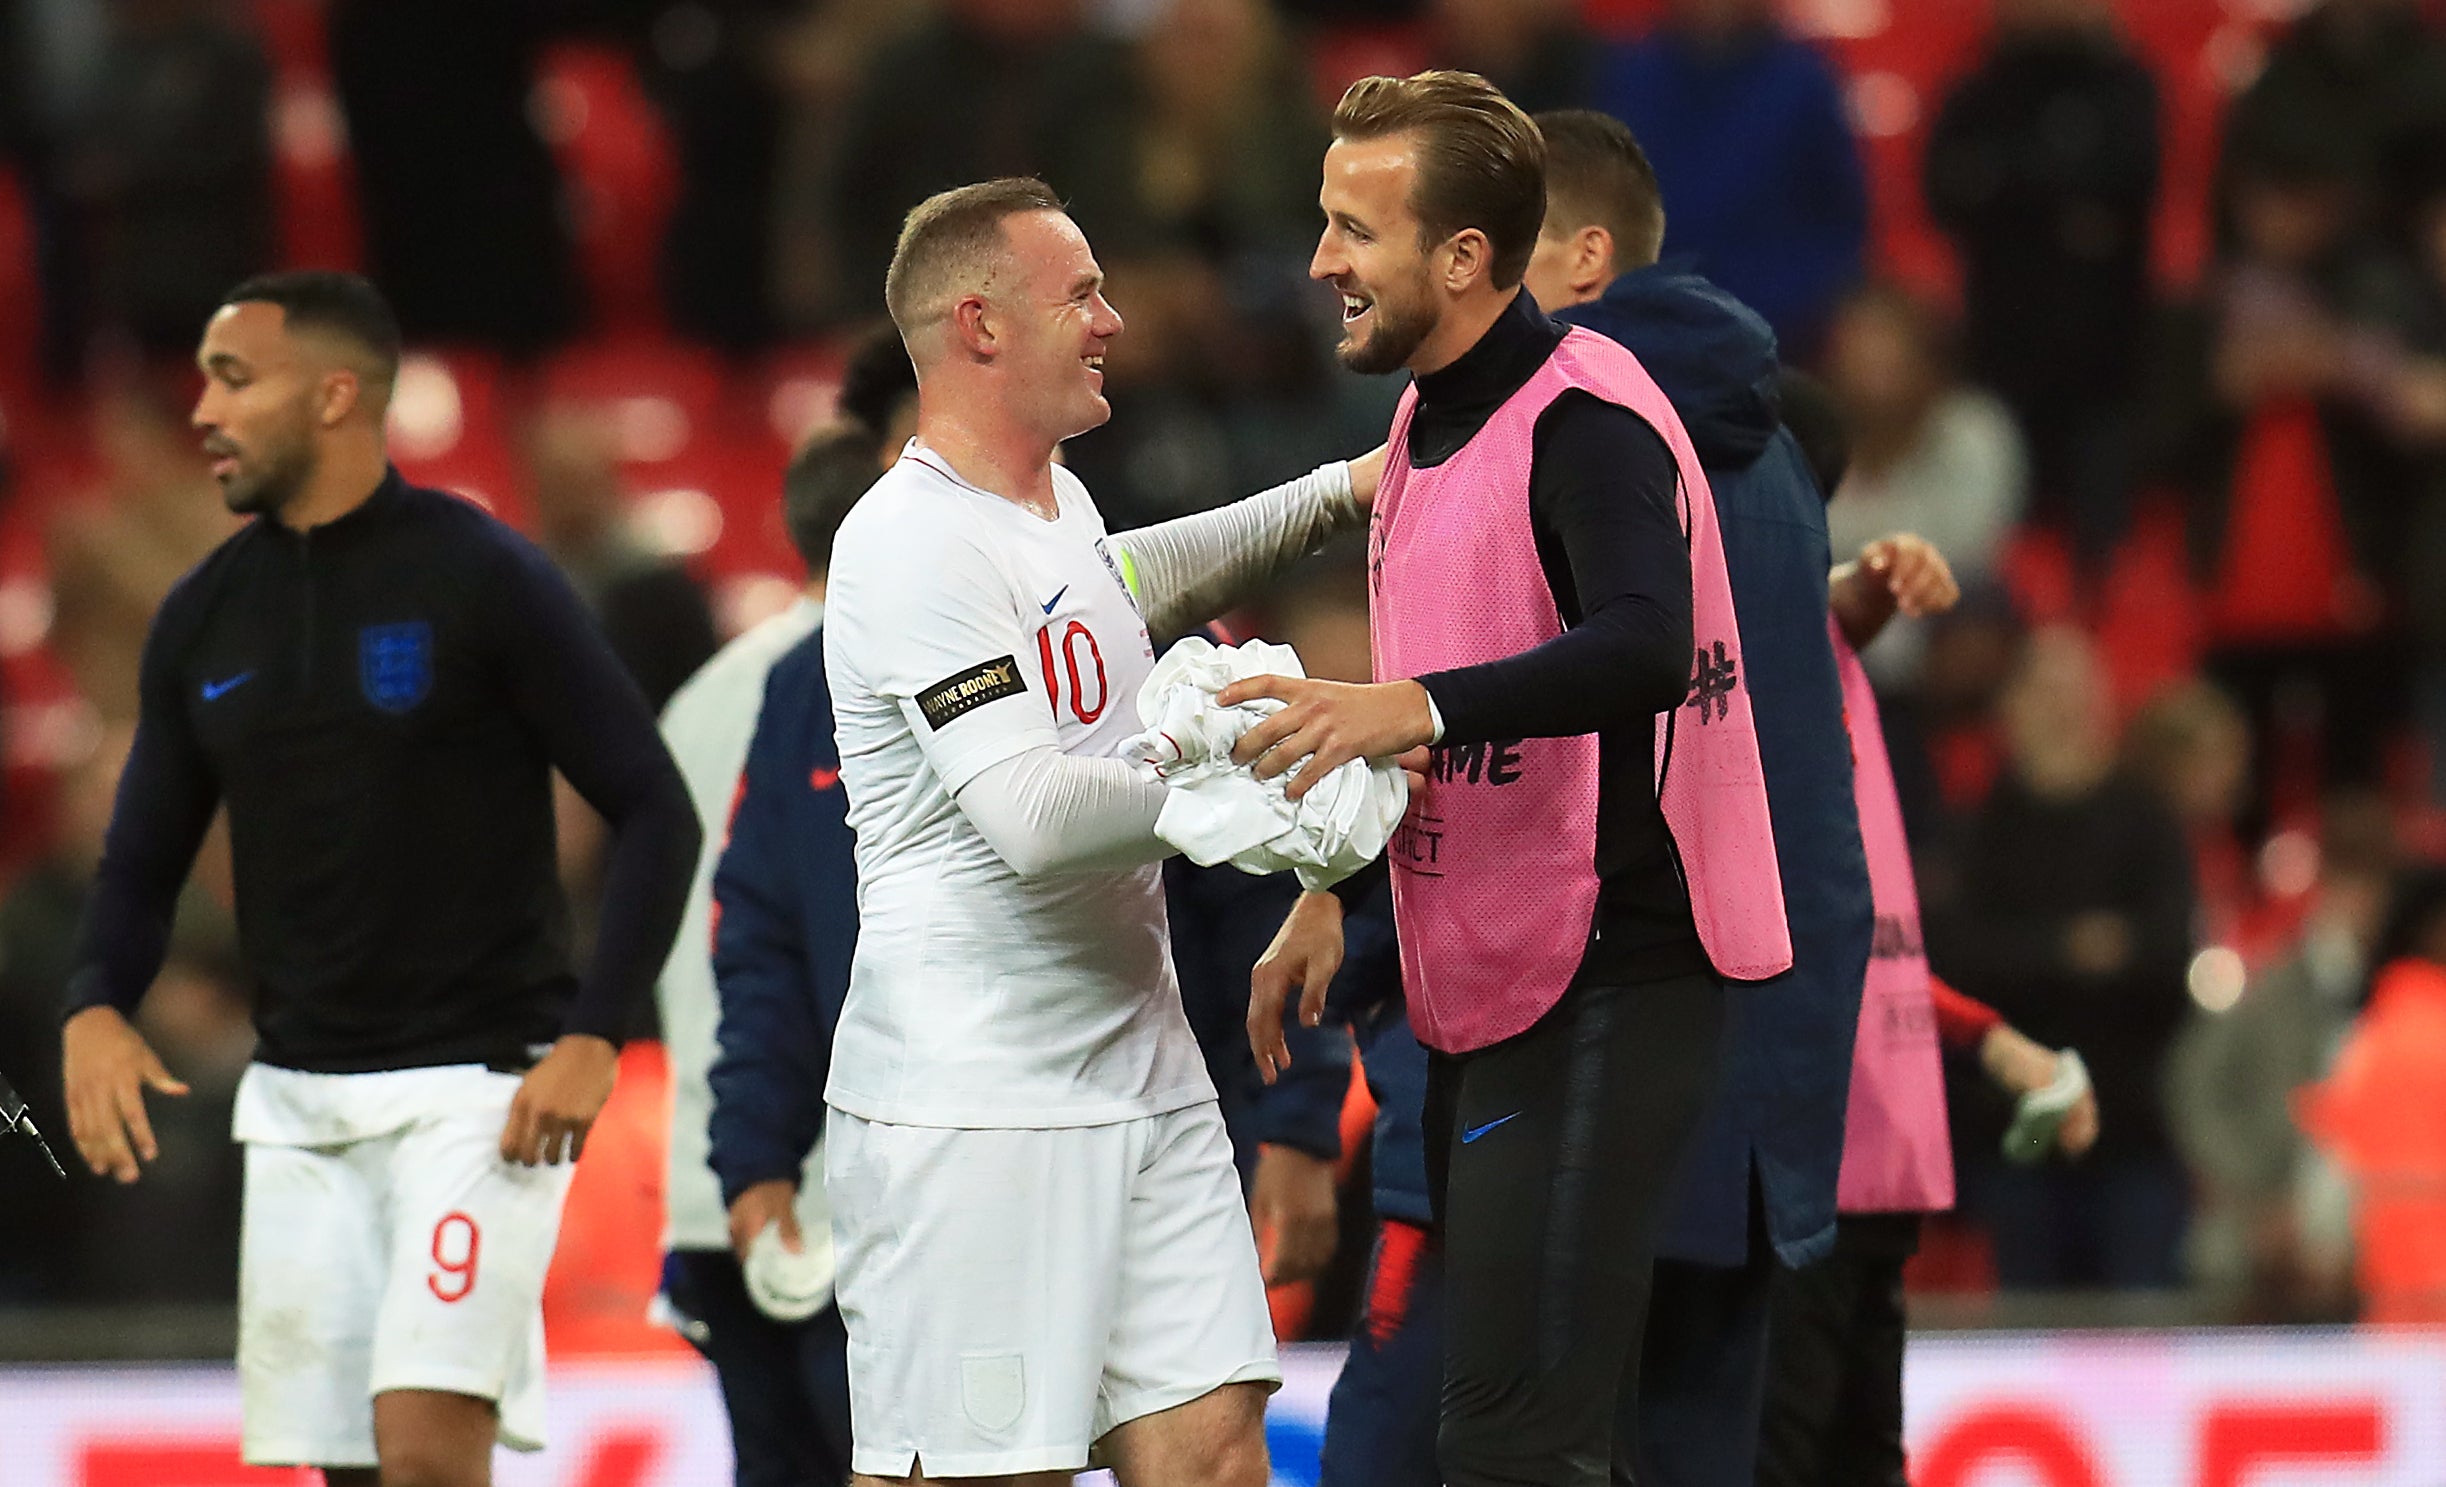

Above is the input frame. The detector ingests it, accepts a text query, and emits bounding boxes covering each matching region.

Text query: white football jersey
[821,443,1210,1128]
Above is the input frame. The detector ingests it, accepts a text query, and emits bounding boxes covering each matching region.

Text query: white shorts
[234,1066,575,1467]
[825,1100,1280,1477]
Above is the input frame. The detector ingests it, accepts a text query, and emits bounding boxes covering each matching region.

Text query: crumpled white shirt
[1121,636,1407,892]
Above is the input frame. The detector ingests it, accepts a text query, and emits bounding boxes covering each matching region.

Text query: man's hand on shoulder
[62,1006,189,1184]
[500,1033,618,1166]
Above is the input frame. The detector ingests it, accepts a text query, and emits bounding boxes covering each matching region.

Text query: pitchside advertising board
[2,1333,2442,1487]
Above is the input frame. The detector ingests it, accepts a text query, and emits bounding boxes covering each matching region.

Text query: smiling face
[1312,132,1446,376]
[990,209,1126,443]
[191,301,329,518]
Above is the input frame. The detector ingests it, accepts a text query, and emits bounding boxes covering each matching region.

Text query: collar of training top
[259,465,408,541]
[1412,288,1565,416]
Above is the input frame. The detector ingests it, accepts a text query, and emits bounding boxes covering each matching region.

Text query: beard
[1336,275,1439,377]
[219,430,315,518]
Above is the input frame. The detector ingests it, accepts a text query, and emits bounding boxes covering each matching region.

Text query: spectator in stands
[1,0,104,384]
[2169,794,2393,1322]
[1060,0,1361,527]
[329,0,579,354]
[76,0,273,363]
[1422,0,1595,116]
[1926,627,2196,1289]
[1925,0,2158,574]
[2300,868,2446,1324]
[0,725,245,1304]
[2162,131,2409,835]
[628,0,792,354]
[1113,0,1323,262]
[2122,681,2253,947]
[1889,590,2023,839]
[0,734,106,1301]
[83,0,272,361]
[1592,0,1868,356]
[826,0,1136,317]
[2357,131,2446,806]
[1272,0,1411,22]
[43,387,242,723]
[523,404,721,714]
[770,1,917,327]
[1821,284,2027,695]
[2219,0,2446,250]
[525,405,719,1016]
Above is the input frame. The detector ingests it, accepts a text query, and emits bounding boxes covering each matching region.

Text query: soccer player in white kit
[821,178,1382,1487]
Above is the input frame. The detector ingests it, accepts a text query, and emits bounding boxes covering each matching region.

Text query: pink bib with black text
[1368,327,1790,1054]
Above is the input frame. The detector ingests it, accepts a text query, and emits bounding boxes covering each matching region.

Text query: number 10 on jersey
[1036,621,1107,725]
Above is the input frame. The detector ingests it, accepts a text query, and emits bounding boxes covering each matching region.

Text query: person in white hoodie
[654,422,879,1486]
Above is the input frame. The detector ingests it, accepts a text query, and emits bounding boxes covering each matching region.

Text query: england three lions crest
[360,622,434,713]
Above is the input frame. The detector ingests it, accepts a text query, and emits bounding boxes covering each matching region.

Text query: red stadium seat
[1307,23,1434,111]
[538,42,680,340]
[253,0,362,272]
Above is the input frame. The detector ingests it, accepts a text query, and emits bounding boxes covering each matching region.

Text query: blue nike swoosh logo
[1040,586,1068,614]
[201,671,254,701]
[1461,1113,1521,1144]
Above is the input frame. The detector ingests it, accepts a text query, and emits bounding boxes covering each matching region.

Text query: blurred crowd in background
[7,0,2446,1345]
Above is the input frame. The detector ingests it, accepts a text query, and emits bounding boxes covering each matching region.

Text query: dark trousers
[1755,1215,1918,1487]
[1623,1238,1776,1487]
[664,1249,853,1487]
[1427,974,1728,1487]
[1319,1218,1445,1487]
[1968,1152,2189,1291]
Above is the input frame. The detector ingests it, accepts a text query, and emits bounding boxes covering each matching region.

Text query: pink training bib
[1369,327,1790,1054]
[1831,618,1954,1213]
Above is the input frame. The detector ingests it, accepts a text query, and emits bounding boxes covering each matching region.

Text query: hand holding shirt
[1123,636,1408,892]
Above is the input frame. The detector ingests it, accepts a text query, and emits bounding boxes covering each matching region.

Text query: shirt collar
[1412,289,1566,415]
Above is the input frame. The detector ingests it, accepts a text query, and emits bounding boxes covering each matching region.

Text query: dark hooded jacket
[1562,264,1873,1267]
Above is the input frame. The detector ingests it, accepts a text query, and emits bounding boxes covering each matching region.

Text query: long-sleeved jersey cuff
[61,966,140,1021]
[557,998,632,1048]
[715,1149,813,1207]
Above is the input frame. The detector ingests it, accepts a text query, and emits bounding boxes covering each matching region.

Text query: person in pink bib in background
[1758,530,2099,1487]
[1221,71,1789,1487]
[1758,383,2099,1482]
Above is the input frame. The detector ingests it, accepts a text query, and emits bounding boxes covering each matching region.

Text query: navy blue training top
[707,627,857,1203]
[65,468,701,1074]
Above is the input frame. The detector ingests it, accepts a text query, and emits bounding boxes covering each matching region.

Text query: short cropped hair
[221,270,403,388]
[1534,110,1666,270]
[884,178,1065,338]
[1332,71,1546,289]
[783,421,882,575]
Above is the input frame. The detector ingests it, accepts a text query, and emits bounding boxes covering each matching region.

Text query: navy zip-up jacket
[1321,876,1424,1224]
[707,630,857,1204]
[66,468,699,1073]
[1169,858,1352,1172]
[1562,264,1873,1268]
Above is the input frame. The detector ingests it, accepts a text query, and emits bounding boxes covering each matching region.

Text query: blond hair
[883,177,1065,339]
